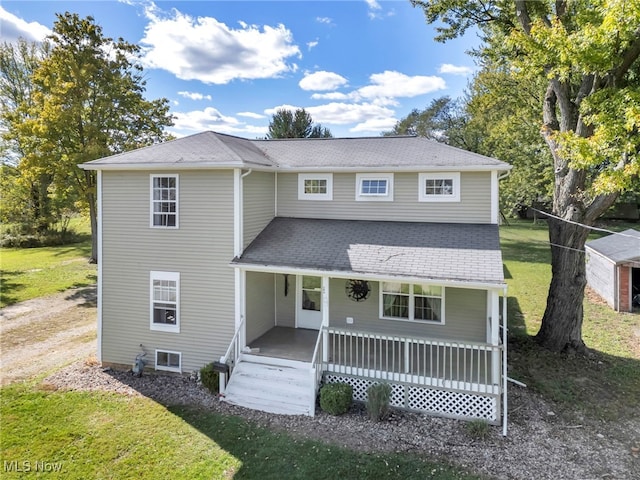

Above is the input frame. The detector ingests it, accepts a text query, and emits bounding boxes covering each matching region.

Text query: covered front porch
[222,218,508,426]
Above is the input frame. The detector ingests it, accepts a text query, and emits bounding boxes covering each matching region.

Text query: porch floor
[248,327,317,362]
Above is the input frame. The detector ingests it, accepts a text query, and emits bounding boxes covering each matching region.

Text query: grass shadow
[0,272,25,307]
[167,405,475,480]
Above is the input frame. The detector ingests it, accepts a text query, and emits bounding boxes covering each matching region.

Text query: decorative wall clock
[345,279,370,302]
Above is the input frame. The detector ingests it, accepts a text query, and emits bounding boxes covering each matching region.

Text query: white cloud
[177,91,212,101]
[316,17,333,25]
[350,117,398,133]
[355,71,446,101]
[311,92,350,101]
[171,107,266,136]
[264,104,301,116]
[307,40,319,51]
[438,64,474,76]
[305,102,395,126]
[237,111,266,119]
[299,71,348,91]
[0,6,50,42]
[140,6,301,84]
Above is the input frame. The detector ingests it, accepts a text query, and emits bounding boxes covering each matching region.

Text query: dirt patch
[0,286,97,385]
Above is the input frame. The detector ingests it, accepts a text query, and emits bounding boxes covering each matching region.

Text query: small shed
[585,229,640,312]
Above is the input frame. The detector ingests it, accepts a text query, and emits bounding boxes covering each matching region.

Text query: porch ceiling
[232,217,505,285]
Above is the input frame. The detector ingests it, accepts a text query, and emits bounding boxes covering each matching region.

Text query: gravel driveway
[0,286,97,385]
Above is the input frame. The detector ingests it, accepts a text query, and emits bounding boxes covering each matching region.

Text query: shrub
[200,363,220,394]
[320,382,352,415]
[466,419,490,440]
[366,383,391,421]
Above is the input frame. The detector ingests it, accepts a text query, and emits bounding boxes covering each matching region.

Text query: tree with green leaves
[412,0,640,352]
[267,108,332,139]
[0,39,56,232]
[16,13,173,262]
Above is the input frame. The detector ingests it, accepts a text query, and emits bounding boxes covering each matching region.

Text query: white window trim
[150,174,179,228]
[355,173,394,202]
[418,172,460,202]
[155,349,182,373]
[298,173,333,201]
[150,271,180,333]
[379,282,445,325]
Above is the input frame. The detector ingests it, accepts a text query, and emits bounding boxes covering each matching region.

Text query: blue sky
[1,1,480,139]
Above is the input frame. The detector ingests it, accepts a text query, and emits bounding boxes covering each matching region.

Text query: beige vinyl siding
[101,170,235,373]
[327,279,486,343]
[276,172,492,223]
[245,272,275,343]
[275,273,296,327]
[243,171,275,248]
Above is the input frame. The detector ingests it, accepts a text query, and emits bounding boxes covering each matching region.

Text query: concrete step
[221,360,317,416]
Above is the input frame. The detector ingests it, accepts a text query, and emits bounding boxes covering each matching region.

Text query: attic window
[419,172,460,202]
[356,173,394,201]
[298,173,333,200]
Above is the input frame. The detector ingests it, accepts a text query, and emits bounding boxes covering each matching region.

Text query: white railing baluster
[326,327,501,395]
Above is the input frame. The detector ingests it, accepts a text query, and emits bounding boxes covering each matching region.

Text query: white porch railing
[308,327,325,415]
[327,327,502,395]
[218,316,246,393]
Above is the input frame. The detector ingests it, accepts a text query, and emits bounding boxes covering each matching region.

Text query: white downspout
[502,285,508,436]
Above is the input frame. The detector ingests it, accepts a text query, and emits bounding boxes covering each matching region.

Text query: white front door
[297,275,323,330]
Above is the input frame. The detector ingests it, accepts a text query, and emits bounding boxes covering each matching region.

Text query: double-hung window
[151,175,178,227]
[298,173,333,200]
[355,173,393,201]
[150,271,180,332]
[380,282,444,324]
[418,172,460,202]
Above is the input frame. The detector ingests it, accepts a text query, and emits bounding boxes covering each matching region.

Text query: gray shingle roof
[233,217,505,285]
[82,131,274,168]
[254,135,508,170]
[81,131,510,171]
[586,229,640,263]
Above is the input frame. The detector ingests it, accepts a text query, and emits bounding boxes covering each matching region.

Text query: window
[150,271,180,332]
[298,173,333,200]
[151,175,178,227]
[155,350,181,372]
[355,173,394,201]
[418,172,460,202]
[380,282,444,324]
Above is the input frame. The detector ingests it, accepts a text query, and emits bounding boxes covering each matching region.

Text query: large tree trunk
[535,217,591,352]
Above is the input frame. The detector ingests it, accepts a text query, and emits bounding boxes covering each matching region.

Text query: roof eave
[79,162,276,171]
[229,261,506,290]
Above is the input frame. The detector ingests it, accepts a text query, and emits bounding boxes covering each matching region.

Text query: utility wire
[528,207,640,239]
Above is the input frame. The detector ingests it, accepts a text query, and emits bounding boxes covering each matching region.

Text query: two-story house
[80,131,511,428]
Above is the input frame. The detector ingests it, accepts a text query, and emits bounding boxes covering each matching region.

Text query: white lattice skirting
[324,373,500,424]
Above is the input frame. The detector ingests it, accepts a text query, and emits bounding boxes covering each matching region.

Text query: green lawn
[0,218,95,308]
[501,219,640,420]
[0,382,474,480]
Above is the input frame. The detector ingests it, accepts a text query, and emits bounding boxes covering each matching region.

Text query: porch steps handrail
[219,316,246,394]
[309,326,326,415]
[327,326,502,394]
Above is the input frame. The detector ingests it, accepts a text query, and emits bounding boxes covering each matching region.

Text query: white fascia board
[80,163,512,173]
[231,263,506,290]
[278,165,512,173]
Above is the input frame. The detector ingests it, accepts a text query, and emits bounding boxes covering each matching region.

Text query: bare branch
[614,29,640,85]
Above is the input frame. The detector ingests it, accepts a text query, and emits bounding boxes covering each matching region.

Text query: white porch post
[489,290,500,385]
[322,276,329,362]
